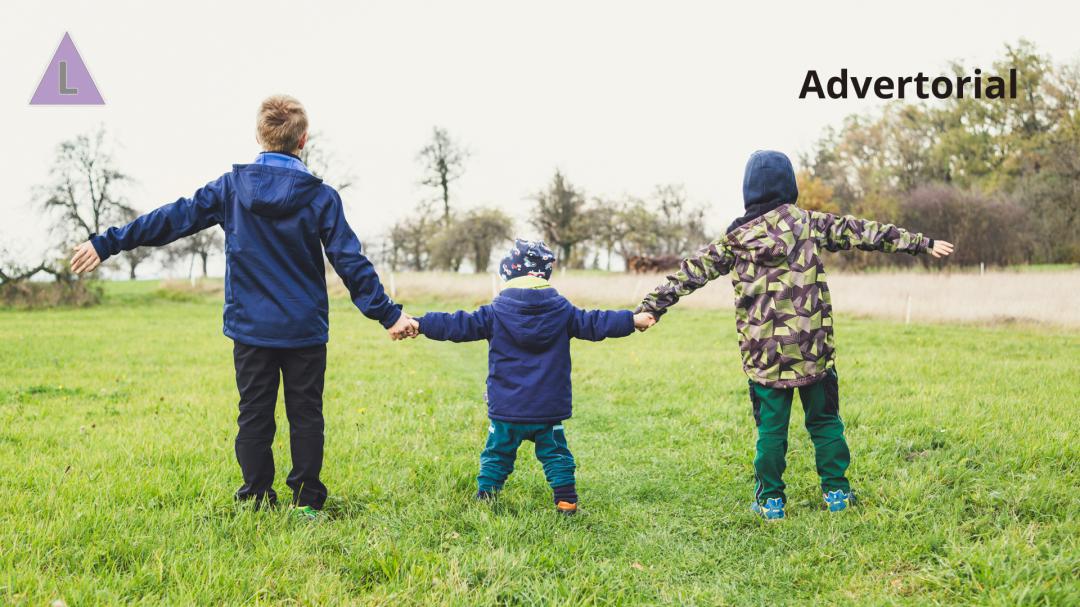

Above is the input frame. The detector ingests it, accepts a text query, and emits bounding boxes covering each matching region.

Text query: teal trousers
[750,369,851,504]
[477,420,576,492]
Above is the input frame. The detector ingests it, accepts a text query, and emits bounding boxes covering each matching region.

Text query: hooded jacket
[90,154,401,347]
[418,278,634,423]
[638,156,931,388]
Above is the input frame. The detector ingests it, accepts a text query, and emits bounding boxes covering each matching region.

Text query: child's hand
[388,313,420,340]
[633,312,656,332]
[70,241,102,274]
[929,240,954,258]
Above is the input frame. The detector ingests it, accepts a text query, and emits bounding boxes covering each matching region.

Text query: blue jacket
[90,153,401,347]
[418,279,634,424]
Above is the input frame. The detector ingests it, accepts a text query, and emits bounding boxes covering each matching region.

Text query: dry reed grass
[333,269,1080,327]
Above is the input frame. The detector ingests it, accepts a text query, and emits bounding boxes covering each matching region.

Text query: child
[635,150,953,520]
[416,239,654,514]
[69,95,418,519]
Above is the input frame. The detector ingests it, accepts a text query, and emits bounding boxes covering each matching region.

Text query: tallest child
[70,95,417,519]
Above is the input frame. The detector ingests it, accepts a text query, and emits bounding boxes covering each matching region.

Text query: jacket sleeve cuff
[89,234,112,262]
[618,310,635,336]
[379,304,403,329]
[634,302,666,322]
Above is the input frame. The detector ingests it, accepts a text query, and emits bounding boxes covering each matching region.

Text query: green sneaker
[291,505,322,522]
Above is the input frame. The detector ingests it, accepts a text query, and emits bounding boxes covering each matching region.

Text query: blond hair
[256,95,308,153]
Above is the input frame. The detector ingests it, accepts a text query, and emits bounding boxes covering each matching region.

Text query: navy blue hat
[499,239,555,281]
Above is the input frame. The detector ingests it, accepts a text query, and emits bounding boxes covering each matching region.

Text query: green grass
[1,283,1078,606]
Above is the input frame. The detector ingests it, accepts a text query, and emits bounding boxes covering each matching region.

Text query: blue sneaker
[823,489,852,512]
[751,497,785,520]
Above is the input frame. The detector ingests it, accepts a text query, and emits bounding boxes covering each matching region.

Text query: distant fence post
[980,262,985,276]
[905,294,912,325]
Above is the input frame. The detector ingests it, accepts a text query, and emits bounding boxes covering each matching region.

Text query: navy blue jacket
[90,161,401,347]
[418,285,634,424]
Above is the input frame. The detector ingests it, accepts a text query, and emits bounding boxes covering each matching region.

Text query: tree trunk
[474,245,489,273]
[200,253,209,277]
[441,173,451,226]
[129,264,137,280]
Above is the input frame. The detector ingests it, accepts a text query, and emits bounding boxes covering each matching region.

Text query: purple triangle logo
[30,33,104,105]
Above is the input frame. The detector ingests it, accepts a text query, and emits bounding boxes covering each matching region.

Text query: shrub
[0,278,101,309]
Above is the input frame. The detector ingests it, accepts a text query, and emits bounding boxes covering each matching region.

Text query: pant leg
[477,420,524,493]
[531,424,577,501]
[798,369,851,494]
[280,344,328,509]
[750,380,794,504]
[233,342,281,507]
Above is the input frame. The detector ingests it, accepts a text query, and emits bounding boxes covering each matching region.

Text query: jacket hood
[743,150,798,209]
[727,150,798,233]
[491,287,571,352]
[232,164,324,218]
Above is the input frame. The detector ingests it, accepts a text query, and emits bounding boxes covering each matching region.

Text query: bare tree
[0,250,54,286]
[460,207,514,272]
[39,127,133,246]
[122,247,154,280]
[428,219,469,272]
[588,198,629,271]
[653,184,708,256]
[388,201,438,271]
[114,208,154,280]
[166,231,224,279]
[531,170,591,267]
[299,131,355,192]
[417,127,468,226]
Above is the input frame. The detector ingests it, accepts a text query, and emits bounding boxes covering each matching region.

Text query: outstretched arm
[71,176,227,273]
[569,307,635,341]
[320,193,405,332]
[417,306,493,342]
[635,238,736,322]
[809,211,932,255]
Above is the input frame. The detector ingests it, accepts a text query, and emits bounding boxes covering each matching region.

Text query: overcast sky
[3,0,1079,274]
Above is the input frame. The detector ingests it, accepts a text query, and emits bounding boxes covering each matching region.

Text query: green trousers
[477,420,576,493]
[749,369,850,504]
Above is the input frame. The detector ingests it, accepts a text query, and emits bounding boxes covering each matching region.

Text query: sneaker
[823,489,852,512]
[476,489,498,501]
[555,501,578,516]
[751,497,785,520]
[291,505,322,521]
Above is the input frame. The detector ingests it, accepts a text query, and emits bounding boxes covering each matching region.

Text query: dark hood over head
[491,287,571,352]
[232,164,324,218]
[726,150,799,234]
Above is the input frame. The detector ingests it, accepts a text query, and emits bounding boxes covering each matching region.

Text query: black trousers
[233,342,328,509]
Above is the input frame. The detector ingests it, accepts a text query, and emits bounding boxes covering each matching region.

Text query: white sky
[3,0,1079,274]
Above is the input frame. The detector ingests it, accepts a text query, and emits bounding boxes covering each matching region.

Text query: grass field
[1,280,1078,605]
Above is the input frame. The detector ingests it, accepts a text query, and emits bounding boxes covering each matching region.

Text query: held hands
[633,312,656,333]
[388,313,420,341]
[929,240,954,258]
[70,241,102,274]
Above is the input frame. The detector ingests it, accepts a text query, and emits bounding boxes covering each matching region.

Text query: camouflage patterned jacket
[637,204,931,388]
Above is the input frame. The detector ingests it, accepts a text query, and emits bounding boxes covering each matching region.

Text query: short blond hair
[256,95,308,153]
